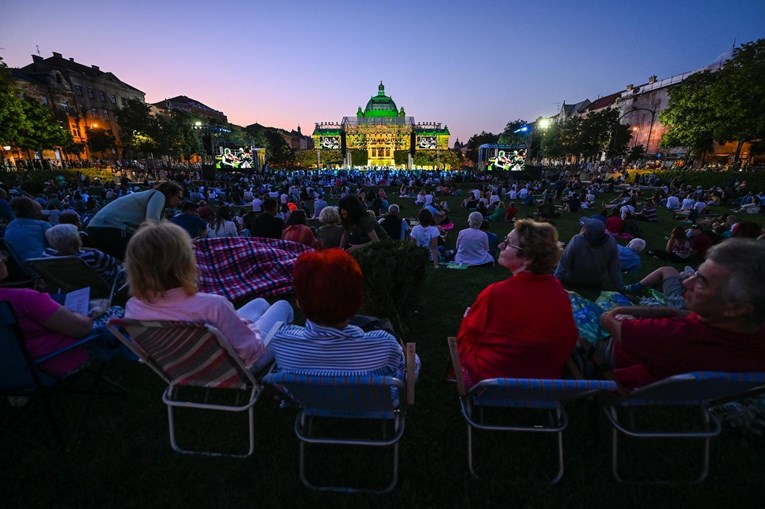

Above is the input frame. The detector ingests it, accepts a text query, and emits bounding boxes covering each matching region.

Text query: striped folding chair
[602,371,765,483]
[447,336,616,482]
[261,369,412,494]
[107,318,262,458]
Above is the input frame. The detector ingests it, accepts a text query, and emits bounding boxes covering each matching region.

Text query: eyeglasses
[499,239,523,252]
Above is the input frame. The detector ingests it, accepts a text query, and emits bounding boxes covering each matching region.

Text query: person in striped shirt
[268,249,420,380]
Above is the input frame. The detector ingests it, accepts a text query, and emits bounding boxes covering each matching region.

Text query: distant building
[151,95,227,125]
[14,51,145,159]
[313,82,449,168]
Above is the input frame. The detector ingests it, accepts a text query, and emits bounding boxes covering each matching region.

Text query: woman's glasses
[498,238,523,252]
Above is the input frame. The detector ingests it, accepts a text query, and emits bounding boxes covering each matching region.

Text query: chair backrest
[469,378,618,409]
[0,300,55,391]
[107,318,257,391]
[262,372,405,419]
[622,371,765,407]
[0,238,37,287]
[26,256,112,299]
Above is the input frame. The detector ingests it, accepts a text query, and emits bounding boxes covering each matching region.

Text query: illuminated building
[312,82,449,168]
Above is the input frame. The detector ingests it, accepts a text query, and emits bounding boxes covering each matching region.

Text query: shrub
[351,239,428,339]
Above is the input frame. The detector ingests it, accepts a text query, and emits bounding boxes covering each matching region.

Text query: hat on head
[579,217,606,236]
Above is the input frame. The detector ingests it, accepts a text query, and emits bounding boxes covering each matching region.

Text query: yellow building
[313,82,449,168]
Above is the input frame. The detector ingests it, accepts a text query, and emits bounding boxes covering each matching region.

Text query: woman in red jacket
[457,219,578,386]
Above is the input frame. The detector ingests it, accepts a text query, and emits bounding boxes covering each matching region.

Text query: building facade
[313,82,449,168]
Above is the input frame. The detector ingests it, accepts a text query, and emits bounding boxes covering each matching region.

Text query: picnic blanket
[194,237,314,302]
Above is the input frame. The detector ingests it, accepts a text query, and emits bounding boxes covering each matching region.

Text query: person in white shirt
[251,195,263,213]
[455,212,495,266]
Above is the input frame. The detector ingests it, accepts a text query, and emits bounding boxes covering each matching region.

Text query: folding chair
[106,318,263,458]
[602,371,765,483]
[261,343,416,494]
[0,238,37,288]
[26,256,126,305]
[447,336,616,482]
[0,300,126,443]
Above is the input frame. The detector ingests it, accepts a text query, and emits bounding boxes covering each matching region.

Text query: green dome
[363,81,399,118]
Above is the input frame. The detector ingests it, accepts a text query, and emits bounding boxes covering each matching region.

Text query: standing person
[123,222,294,373]
[338,195,385,252]
[555,217,623,289]
[86,182,183,259]
[249,198,285,239]
[457,219,577,386]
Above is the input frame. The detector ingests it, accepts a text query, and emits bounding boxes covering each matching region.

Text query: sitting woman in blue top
[268,248,420,381]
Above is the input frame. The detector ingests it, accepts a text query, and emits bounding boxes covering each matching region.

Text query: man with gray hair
[378,204,409,240]
[596,238,765,388]
[43,223,122,286]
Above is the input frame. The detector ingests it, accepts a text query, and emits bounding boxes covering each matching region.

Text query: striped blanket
[194,237,313,302]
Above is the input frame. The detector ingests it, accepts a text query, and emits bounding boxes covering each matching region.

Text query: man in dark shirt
[170,201,208,239]
[250,198,285,239]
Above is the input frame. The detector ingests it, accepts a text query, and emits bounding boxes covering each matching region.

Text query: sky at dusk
[3,0,765,145]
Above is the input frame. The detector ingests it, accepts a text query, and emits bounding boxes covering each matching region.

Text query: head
[124,222,198,302]
[181,201,199,215]
[10,197,42,219]
[670,226,686,239]
[59,211,81,227]
[154,181,184,209]
[499,219,562,274]
[579,217,606,239]
[44,224,82,255]
[338,195,366,224]
[286,209,307,225]
[417,208,435,227]
[468,211,484,229]
[293,249,363,327]
[626,238,646,253]
[263,198,278,214]
[732,221,761,239]
[215,205,231,221]
[683,238,765,326]
[318,206,340,225]
[388,204,400,217]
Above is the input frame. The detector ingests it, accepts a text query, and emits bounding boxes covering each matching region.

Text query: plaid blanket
[194,237,313,302]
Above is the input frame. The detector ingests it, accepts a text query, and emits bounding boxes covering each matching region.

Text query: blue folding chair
[447,336,616,482]
[262,357,415,494]
[0,300,126,443]
[603,370,765,483]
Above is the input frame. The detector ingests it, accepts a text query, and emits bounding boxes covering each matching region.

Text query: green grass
[2,181,763,509]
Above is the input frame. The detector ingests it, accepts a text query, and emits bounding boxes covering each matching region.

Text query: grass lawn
[2,179,763,509]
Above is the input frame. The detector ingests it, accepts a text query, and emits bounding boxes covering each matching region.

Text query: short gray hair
[468,211,483,228]
[706,238,765,325]
[318,206,339,224]
[45,223,81,254]
[627,238,646,253]
[388,204,400,215]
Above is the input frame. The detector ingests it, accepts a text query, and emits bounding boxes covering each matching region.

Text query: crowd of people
[1,164,764,407]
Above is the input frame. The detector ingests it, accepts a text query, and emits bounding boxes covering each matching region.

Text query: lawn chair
[602,370,765,483]
[0,238,37,288]
[106,318,263,458]
[26,256,126,305]
[447,336,616,482]
[0,300,126,443]
[261,343,416,494]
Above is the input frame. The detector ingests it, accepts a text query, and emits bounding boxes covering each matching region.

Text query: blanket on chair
[194,237,314,302]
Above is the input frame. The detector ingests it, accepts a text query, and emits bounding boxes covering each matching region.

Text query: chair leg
[551,408,565,484]
[467,423,478,478]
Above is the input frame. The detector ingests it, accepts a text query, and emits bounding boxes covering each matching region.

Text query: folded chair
[0,300,125,443]
[106,318,263,458]
[261,343,416,494]
[602,370,765,483]
[447,336,616,482]
[26,256,126,305]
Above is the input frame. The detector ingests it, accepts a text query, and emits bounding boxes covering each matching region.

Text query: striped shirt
[268,320,419,380]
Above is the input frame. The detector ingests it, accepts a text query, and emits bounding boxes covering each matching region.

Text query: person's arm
[599,306,688,344]
[144,191,166,222]
[41,306,93,339]
[429,234,440,268]
[339,229,350,250]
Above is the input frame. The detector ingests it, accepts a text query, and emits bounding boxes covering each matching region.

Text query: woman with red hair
[268,249,419,379]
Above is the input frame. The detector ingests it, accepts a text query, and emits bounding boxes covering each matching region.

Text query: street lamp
[619,107,657,155]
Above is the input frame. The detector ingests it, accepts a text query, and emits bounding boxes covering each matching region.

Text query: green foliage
[626,168,765,190]
[295,148,342,168]
[0,57,28,149]
[349,148,367,166]
[350,239,428,339]
[496,119,528,146]
[394,149,409,165]
[85,125,116,155]
[465,131,498,162]
[16,97,73,153]
[627,144,646,162]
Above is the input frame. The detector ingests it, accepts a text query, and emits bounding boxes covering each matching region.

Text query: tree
[496,119,529,146]
[0,57,28,151]
[464,131,499,163]
[116,97,158,157]
[17,96,73,157]
[85,125,116,157]
[626,144,646,162]
[659,71,717,163]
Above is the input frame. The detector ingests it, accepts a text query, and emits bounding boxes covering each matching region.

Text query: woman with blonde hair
[123,221,293,372]
[457,219,577,386]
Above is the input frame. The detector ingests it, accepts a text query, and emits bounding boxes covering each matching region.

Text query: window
[87,87,94,99]
[103,109,110,120]
[120,96,126,106]
[74,85,83,96]
[40,96,49,105]
[71,124,80,138]
[61,101,69,112]
[110,94,117,104]
[99,91,106,102]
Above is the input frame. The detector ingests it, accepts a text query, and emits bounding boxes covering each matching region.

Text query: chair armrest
[447,336,467,397]
[33,333,101,365]
[405,342,416,406]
